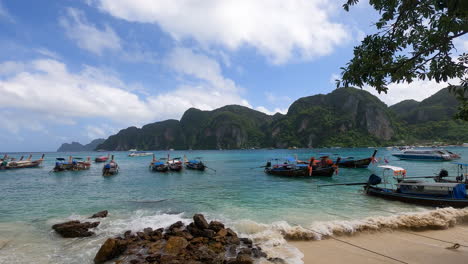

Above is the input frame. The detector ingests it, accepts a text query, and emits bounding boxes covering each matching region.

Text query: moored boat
[95,154,110,163]
[0,154,45,170]
[168,157,183,172]
[149,155,168,172]
[433,163,468,186]
[184,156,206,171]
[392,149,461,161]
[337,150,377,168]
[264,156,339,177]
[102,155,119,176]
[53,156,91,172]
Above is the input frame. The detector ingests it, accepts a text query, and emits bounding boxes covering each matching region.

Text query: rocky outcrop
[52,210,107,238]
[52,221,99,238]
[93,214,275,264]
[90,210,108,218]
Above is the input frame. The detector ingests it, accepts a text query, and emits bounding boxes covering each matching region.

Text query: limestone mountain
[96,87,414,150]
[57,139,105,152]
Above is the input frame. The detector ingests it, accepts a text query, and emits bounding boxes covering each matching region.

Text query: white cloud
[35,48,61,60]
[86,124,116,139]
[0,59,155,123]
[0,111,47,134]
[93,0,349,64]
[363,79,454,106]
[0,53,252,131]
[59,8,121,55]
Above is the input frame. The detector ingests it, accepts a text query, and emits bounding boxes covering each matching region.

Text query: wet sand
[291,225,468,264]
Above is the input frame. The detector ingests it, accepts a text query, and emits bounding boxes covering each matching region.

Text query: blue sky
[0,0,466,152]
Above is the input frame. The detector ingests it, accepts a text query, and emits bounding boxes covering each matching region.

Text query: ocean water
[1,147,468,263]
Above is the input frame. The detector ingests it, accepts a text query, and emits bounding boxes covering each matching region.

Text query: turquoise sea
[1,147,468,263]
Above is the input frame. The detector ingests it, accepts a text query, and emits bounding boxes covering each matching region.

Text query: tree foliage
[338,0,468,120]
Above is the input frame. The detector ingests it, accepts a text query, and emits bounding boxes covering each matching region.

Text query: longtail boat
[0,154,45,170]
[184,156,206,171]
[53,156,91,172]
[95,154,110,163]
[149,155,168,172]
[167,156,183,172]
[102,155,119,176]
[264,156,339,177]
[337,150,377,168]
[320,165,468,208]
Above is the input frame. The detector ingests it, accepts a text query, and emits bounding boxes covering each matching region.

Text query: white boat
[128,151,153,157]
[392,149,460,161]
[462,143,468,147]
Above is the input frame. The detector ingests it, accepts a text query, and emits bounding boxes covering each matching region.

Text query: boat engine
[368,174,382,185]
[265,161,271,168]
[438,169,449,178]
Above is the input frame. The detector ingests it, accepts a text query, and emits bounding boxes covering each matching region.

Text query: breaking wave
[234,207,468,242]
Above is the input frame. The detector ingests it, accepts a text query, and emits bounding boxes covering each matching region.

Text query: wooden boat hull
[169,164,183,171]
[95,157,109,163]
[365,186,468,208]
[151,165,169,172]
[265,166,336,177]
[53,162,91,172]
[185,163,206,171]
[1,161,42,170]
[338,158,372,168]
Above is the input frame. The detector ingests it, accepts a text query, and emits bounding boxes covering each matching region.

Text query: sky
[0,0,467,152]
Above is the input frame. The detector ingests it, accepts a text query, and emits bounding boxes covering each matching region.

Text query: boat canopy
[378,165,405,172]
[188,160,201,164]
[153,162,165,166]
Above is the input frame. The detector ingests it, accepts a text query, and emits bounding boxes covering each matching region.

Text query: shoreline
[290,225,468,264]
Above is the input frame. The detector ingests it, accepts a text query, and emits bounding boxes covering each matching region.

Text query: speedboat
[392,149,460,161]
[129,151,153,157]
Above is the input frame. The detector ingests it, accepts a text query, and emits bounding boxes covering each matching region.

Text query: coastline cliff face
[57,139,105,152]
[96,87,467,150]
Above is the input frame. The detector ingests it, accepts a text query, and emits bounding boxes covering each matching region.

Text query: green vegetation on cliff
[96,87,468,150]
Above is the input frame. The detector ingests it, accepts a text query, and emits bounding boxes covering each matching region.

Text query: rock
[193,214,209,229]
[252,247,267,258]
[202,229,215,238]
[90,210,108,218]
[92,214,270,264]
[147,240,166,254]
[217,228,228,237]
[52,220,99,238]
[240,238,252,246]
[267,257,287,264]
[94,238,126,264]
[208,221,225,232]
[164,236,188,255]
[236,253,253,264]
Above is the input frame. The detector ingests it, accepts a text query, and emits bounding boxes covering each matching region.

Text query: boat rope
[324,204,468,249]
[291,222,409,264]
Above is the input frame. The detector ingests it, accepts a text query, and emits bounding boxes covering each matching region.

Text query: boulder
[52,220,99,238]
[236,253,253,264]
[94,238,126,264]
[164,236,188,255]
[208,221,225,232]
[193,214,209,229]
[90,210,108,218]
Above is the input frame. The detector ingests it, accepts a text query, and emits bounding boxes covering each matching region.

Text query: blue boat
[392,149,460,161]
[184,156,206,171]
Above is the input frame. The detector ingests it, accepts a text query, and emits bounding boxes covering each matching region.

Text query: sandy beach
[291,225,468,264]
